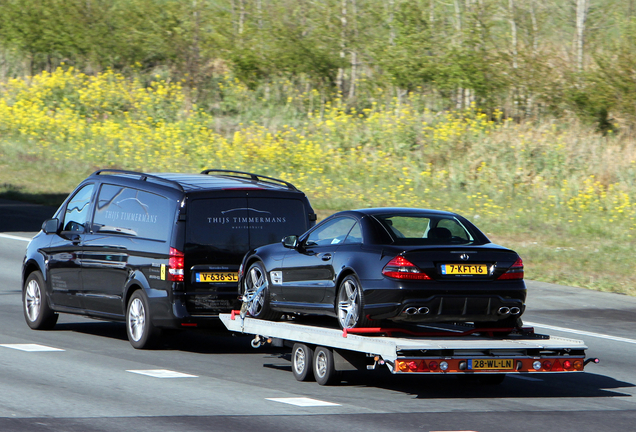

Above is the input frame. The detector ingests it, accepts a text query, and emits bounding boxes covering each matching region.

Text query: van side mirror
[42,218,60,234]
[282,235,298,249]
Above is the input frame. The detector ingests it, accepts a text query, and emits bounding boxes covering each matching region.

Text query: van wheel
[243,261,279,320]
[23,271,58,330]
[126,290,161,349]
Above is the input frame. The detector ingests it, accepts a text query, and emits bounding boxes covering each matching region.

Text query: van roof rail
[92,169,185,192]
[201,169,298,191]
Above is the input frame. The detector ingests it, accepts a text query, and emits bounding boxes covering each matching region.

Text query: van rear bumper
[151,293,240,329]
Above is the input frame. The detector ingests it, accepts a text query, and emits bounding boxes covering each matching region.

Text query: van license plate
[196,272,239,283]
[468,359,514,370]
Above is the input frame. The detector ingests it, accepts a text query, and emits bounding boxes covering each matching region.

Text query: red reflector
[551,360,564,371]
[497,257,524,280]
[169,247,185,282]
[382,256,431,280]
[181,323,198,327]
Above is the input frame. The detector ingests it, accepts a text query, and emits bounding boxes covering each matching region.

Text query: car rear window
[373,214,479,245]
[187,197,310,253]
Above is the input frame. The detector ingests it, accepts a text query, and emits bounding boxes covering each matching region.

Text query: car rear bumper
[361,279,526,323]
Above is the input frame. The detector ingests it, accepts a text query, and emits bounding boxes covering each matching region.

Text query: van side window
[62,184,95,232]
[92,184,172,241]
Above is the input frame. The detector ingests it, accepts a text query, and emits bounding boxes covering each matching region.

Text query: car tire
[243,261,279,320]
[23,271,58,330]
[336,274,371,329]
[292,343,315,382]
[313,346,340,386]
[126,290,161,349]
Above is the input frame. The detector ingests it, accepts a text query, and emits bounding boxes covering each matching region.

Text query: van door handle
[321,253,332,261]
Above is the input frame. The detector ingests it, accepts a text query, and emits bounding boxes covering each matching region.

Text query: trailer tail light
[382,256,431,280]
[168,247,185,282]
[497,258,524,280]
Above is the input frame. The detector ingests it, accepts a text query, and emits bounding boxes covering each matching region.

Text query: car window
[343,222,362,244]
[62,184,95,232]
[92,184,173,241]
[307,217,356,246]
[375,214,476,245]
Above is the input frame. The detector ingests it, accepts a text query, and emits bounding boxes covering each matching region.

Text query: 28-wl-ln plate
[468,359,514,370]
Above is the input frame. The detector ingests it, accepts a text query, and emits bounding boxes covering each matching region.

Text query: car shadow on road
[340,369,633,399]
[52,320,283,355]
[261,356,633,398]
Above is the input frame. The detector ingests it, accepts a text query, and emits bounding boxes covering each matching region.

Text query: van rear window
[187,197,309,252]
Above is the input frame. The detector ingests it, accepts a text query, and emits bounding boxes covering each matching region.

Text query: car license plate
[468,359,514,370]
[441,264,488,275]
[195,272,238,283]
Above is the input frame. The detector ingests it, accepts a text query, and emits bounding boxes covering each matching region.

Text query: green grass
[1,69,635,296]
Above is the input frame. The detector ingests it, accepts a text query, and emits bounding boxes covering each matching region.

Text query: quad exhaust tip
[404,307,430,315]
[498,307,510,316]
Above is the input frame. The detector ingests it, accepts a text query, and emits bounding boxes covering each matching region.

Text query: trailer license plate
[441,264,488,275]
[468,359,514,370]
[196,272,238,283]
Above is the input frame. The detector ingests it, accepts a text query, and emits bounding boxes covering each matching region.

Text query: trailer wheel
[313,346,340,386]
[292,343,315,382]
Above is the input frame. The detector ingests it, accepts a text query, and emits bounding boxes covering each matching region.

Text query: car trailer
[219,312,599,386]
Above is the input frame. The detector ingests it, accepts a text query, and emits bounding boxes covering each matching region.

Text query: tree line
[1,0,635,132]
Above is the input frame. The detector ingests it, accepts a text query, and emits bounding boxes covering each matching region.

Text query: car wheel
[23,271,58,330]
[313,346,340,386]
[243,261,278,320]
[337,274,370,329]
[292,343,315,382]
[126,290,160,349]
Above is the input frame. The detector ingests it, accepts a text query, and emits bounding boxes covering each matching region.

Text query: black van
[21,169,316,348]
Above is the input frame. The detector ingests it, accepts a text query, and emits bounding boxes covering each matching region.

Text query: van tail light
[169,247,185,282]
[497,257,524,280]
[382,256,431,280]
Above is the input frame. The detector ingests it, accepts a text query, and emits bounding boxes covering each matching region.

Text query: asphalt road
[1,199,635,432]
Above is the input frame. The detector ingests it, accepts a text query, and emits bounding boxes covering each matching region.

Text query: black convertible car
[239,208,526,329]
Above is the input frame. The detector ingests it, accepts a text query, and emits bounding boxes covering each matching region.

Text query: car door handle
[321,253,332,261]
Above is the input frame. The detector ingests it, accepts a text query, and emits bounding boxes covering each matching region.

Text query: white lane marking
[0,344,64,352]
[0,233,31,242]
[509,375,543,382]
[127,369,198,378]
[266,397,341,407]
[526,321,636,345]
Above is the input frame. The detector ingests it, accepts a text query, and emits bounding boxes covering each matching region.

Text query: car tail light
[497,257,524,280]
[168,247,185,282]
[382,256,432,280]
